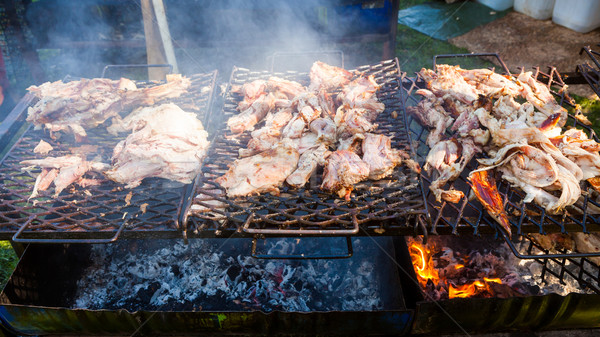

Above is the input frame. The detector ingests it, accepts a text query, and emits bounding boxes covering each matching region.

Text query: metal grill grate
[183,58,428,238]
[402,53,600,236]
[0,71,218,242]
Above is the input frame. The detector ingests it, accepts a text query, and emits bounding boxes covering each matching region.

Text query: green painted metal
[0,305,413,335]
[411,293,600,334]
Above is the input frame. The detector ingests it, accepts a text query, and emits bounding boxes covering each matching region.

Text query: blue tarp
[398,1,511,40]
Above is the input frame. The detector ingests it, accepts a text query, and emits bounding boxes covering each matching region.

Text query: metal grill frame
[182,58,429,238]
[577,44,600,97]
[402,53,600,236]
[0,70,218,243]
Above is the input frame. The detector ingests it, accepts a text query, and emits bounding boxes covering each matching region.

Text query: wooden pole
[151,0,179,74]
[141,0,169,81]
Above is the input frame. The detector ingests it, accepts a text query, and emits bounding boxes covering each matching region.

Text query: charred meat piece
[321,150,370,200]
[105,104,209,188]
[216,139,299,197]
[468,170,511,236]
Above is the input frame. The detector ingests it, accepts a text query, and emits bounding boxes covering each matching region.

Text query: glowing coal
[73,237,401,312]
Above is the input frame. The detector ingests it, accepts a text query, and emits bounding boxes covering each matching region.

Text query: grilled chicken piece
[338,134,365,154]
[480,142,580,214]
[239,108,294,158]
[362,133,402,180]
[458,68,521,97]
[321,150,370,200]
[570,233,600,265]
[105,104,209,188]
[477,143,559,188]
[143,74,191,101]
[335,107,378,138]
[407,89,455,148]
[286,144,330,188]
[33,140,53,155]
[308,61,353,91]
[425,138,480,203]
[337,75,384,113]
[281,114,307,139]
[237,80,267,111]
[27,78,142,140]
[418,65,480,104]
[21,155,109,197]
[517,71,568,127]
[309,117,337,146]
[29,168,58,199]
[492,126,584,182]
[227,93,275,134]
[468,170,511,236]
[266,77,306,99]
[216,139,299,197]
[318,89,336,118]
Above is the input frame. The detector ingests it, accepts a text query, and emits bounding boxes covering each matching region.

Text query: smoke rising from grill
[24,0,380,81]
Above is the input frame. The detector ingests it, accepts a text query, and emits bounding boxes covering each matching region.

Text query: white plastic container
[552,0,600,33]
[475,0,514,11]
[514,0,555,20]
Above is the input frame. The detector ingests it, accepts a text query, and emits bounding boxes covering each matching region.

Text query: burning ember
[407,236,548,300]
[73,237,402,312]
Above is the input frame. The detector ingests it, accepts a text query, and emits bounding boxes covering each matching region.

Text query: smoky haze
[23,0,385,81]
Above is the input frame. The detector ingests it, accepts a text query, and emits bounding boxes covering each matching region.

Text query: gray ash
[73,237,401,312]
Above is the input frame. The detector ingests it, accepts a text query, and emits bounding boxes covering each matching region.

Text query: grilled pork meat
[33,140,53,155]
[21,155,109,198]
[337,75,384,114]
[27,75,191,140]
[228,93,275,134]
[105,104,209,188]
[286,144,330,188]
[308,61,353,91]
[321,150,370,200]
[362,133,403,180]
[216,139,299,197]
[517,71,568,127]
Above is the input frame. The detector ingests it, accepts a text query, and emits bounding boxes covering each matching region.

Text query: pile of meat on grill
[216,61,419,201]
[407,64,600,236]
[21,74,210,198]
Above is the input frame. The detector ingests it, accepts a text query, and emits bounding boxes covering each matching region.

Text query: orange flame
[408,240,504,299]
[408,243,439,287]
[448,278,503,298]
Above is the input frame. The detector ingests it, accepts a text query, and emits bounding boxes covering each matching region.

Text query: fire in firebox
[406,235,596,301]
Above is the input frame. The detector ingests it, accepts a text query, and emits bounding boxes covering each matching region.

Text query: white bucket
[514,0,555,20]
[552,0,600,33]
[475,0,514,11]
